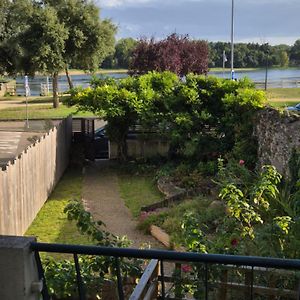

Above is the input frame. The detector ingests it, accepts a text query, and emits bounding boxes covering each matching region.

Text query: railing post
[245,267,254,300]
[160,260,165,300]
[34,250,50,300]
[267,273,276,300]
[73,254,86,300]
[115,257,125,300]
[0,236,41,300]
[205,263,209,300]
[174,263,183,298]
[218,269,228,300]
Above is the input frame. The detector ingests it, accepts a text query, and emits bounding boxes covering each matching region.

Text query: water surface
[16,68,300,96]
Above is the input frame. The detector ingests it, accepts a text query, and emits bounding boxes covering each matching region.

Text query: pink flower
[181,264,193,273]
[230,238,238,247]
[139,211,149,222]
[239,160,245,166]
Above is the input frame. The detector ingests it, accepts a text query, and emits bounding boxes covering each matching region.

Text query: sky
[97,0,300,45]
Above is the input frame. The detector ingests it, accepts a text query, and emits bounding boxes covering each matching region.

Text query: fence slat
[0,117,72,235]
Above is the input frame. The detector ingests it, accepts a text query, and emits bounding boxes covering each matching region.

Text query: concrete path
[82,161,162,249]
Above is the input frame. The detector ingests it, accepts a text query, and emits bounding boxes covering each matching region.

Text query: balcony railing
[31,242,300,300]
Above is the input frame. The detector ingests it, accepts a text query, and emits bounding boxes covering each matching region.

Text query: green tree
[290,39,300,66]
[18,5,68,107]
[0,0,116,107]
[67,71,179,160]
[67,72,264,163]
[0,0,33,75]
[115,38,137,69]
[70,83,139,160]
[45,0,116,89]
[278,51,289,67]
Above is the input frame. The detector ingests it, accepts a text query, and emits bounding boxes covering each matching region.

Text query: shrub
[43,200,142,298]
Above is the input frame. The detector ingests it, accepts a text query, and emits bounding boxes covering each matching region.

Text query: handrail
[31,242,300,270]
[129,259,159,300]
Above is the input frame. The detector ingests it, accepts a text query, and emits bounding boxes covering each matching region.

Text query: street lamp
[230,0,235,80]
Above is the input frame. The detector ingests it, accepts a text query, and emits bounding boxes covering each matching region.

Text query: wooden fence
[0,117,72,236]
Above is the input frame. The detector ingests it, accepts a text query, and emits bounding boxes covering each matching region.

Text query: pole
[223,50,225,78]
[25,94,29,128]
[230,0,235,80]
[264,51,269,91]
[46,76,50,96]
[24,75,29,129]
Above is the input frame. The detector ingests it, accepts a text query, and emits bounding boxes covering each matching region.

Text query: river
[16,68,300,96]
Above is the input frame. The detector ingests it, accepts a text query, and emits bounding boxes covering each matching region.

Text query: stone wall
[255,107,300,177]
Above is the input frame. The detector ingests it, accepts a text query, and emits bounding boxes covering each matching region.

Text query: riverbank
[59,68,128,76]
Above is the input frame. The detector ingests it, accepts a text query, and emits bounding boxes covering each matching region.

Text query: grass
[266,88,300,99]
[118,172,163,217]
[25,167,90,245]
[58,68,128,75]
[0,104,94,119]
[0,95,57,103]
[265,88,300,108]
[210,67,261,72]
[268,101,299,108]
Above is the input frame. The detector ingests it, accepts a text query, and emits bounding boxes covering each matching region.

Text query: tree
[18,5,68,107]
[0,0,33,75]
[129,34,209,76]
[278,51,289,67]
[290,39,300,66]
[40,0,116,90]
[67,72,265,163]
[0,0,116,107]
[69,83,140,160]
[46,0,116,89]
[67,71,179,160]
[129,38,158,75]
[114,38,137,69]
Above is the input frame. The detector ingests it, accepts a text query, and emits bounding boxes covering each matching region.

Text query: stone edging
[141,176,187,212]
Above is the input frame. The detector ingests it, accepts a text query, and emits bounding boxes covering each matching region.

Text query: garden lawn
[25,167,90,245]
[267,100,300,108]
[118,173,163,218]
[267,88,300,99]
[265,88,300,108]
[0,104,93,119]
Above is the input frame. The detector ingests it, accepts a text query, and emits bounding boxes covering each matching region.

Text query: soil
[82,160,163,249]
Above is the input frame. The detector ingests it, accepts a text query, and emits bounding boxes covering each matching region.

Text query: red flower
[181,264,193,273]
[231,238,238,247]
[139,211,149,222]
[239,160,245,166]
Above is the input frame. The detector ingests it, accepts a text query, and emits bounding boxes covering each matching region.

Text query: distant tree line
[103,37,300,70]
[208,42,291,68]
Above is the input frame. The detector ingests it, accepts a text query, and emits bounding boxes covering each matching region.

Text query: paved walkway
[82,161,162,249]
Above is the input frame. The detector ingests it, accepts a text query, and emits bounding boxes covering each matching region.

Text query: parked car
[94,127,106,139]
[286,103,300,111]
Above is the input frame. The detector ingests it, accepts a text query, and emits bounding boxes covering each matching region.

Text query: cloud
[100,0,300,45]
[99,0,153,8]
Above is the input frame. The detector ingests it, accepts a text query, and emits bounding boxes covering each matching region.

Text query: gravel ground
[82,160,163,249]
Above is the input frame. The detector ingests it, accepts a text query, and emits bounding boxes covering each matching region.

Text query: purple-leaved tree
[129,33,209,76]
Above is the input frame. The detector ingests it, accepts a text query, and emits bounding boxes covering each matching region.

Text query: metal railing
[31,242,300,300]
